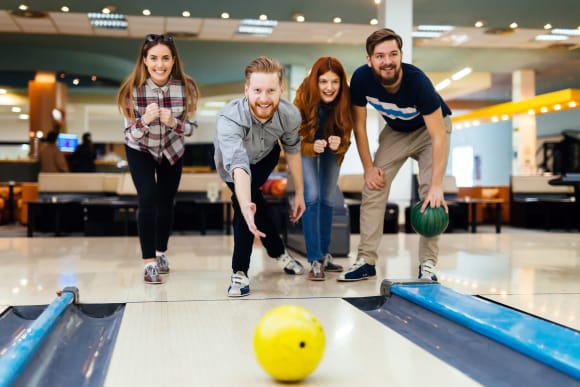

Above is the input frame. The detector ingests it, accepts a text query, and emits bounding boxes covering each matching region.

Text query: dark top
[350,63,452,133]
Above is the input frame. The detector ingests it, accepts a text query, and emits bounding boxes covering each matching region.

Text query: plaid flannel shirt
[124,78,196,165]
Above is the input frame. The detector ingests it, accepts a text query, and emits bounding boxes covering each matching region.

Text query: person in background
[73,132,97,172]
[38,131,69,172]
[293,57,353,281]
[214,56,306,297]
[339,28,452,282]
[116,33,199,284]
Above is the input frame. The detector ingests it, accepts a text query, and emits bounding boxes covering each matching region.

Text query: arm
[285,152,305,223]
[352,105,384,190]
[422,107,449,212]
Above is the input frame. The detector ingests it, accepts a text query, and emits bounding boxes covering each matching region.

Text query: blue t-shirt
[350,63,451,132]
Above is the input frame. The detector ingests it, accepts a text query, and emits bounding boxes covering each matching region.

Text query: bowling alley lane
[103,298,480,387]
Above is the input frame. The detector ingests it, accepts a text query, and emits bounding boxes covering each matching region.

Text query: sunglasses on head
[145,34,174,43]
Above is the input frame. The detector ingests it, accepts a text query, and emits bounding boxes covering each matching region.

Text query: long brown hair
[116,34,199,122]
[294,56,352,141]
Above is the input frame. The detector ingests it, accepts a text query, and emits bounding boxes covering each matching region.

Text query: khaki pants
[358,116,452,265]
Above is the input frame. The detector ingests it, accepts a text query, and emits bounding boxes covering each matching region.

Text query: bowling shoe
[228,271,250,297]
[276,252,305,275]
[322,254,343,272]
[337,257,376,282]
[308,261,325,281]
[144,263,163,284]
[156,253,170,274]
[418,259,438,281]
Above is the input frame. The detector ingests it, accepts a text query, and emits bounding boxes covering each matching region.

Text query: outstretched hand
[241,202,266,238]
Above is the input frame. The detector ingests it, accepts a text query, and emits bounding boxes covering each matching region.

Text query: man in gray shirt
[214,56,306,297]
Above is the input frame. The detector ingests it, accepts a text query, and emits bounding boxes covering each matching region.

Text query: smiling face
[366,39,403,89]
[244,72,283,123]
[143,43,175,86]
[318,71,341,104]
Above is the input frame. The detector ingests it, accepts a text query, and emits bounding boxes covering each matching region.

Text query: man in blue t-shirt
[338,28,453,282]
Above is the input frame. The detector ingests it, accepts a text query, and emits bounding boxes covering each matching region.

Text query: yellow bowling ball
[253,305,325,382]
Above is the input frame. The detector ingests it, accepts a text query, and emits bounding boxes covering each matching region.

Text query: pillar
[28,72,67,157]
[512,70,536,175]
[378,0,413,61]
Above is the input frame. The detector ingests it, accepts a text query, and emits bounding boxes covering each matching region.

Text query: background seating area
[510,175,576,230]
[23,172,230,236]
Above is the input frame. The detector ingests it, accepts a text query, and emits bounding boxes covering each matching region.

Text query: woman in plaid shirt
[116,33,199,284]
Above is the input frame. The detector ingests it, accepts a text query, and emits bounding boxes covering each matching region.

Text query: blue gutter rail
[391,284,580,381]
[0,287,78,387]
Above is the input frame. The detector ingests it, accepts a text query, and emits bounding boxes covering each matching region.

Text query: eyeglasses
[145,34,174,43]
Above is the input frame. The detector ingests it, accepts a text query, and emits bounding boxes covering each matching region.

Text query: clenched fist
[142,103,159,125]
[328,135,341,151]
[313,139,327,154]
[159,108,177,128]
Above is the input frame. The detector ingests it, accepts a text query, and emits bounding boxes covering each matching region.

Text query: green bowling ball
[411,201,449,237]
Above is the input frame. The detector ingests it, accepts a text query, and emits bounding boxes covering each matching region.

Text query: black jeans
[125,146,182,259]
[226,144,285,274]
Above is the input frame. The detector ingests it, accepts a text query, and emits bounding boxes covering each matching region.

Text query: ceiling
[0,0,579,111]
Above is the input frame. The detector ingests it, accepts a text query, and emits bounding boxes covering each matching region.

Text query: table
[450,198,504,233]
[27,198,81,237]
[189,197,232,235]
[81,198,138,236]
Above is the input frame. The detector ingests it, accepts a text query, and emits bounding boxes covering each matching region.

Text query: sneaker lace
[312,261,322,275]
[348,258,366,271]
[146,264,158,276]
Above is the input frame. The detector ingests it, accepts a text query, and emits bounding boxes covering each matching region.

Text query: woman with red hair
[294,57,353,281]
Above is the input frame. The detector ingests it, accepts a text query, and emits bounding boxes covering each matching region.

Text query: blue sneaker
[418,259,438,281]
[228,271,250,297]
[337,258,376,282]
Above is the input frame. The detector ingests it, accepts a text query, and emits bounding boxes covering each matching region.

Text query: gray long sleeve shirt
[214,97,301,182]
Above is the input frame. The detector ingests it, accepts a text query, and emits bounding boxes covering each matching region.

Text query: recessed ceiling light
[182,11,191,17]
[292,13,305,23]
[142,9,151,16]
[474,20,485,28]
[534,34,568,41]
[259,14,267,21]
[551,28,580,36]
[544,23,552,30]
[509,22,518,29]
[61,6,70,13]
[333,17,342,24]
[18,5,28,11]
[418,25,454,32]
[221,12,230,19]
[88,12,128,29]
[370,18,378,25]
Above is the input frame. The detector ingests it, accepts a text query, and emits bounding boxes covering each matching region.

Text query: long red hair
[294,57,352,149]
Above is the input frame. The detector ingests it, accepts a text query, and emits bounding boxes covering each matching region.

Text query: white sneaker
[418,259,438,281]
[276,252,305,275]
[228,271,250,297]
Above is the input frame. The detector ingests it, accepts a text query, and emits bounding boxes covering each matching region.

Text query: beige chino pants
[357,116,452,266]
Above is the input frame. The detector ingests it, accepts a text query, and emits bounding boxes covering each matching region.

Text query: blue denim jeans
[301,150,340,262]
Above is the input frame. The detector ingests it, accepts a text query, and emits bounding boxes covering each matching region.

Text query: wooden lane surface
[104,298,479,387]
